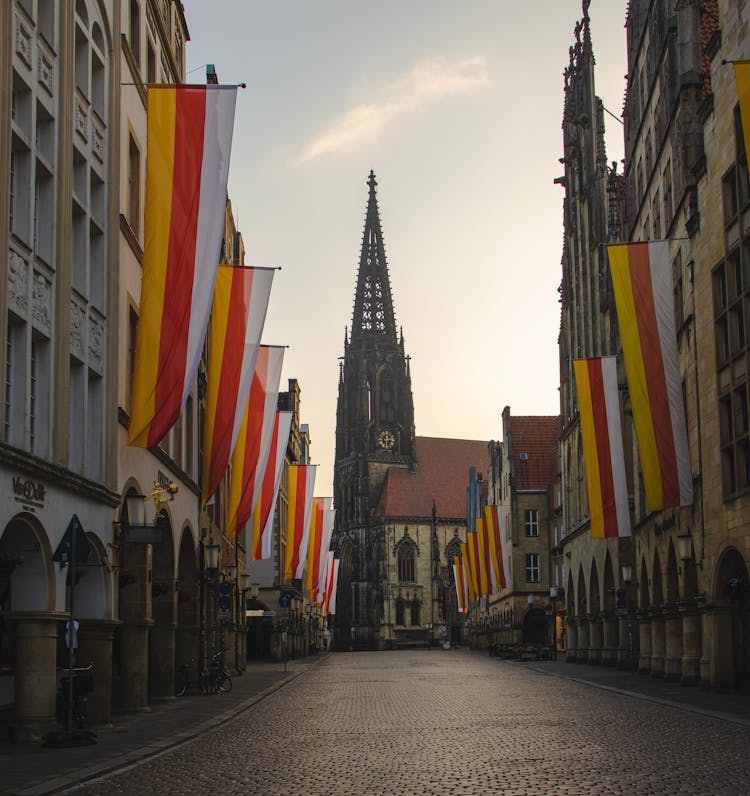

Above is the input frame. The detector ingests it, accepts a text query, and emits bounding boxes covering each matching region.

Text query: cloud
[295,56,489,164]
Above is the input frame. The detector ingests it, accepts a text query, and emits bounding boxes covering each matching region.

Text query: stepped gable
[376,436,489,520]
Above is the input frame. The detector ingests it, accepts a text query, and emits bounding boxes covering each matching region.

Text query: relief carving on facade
[88,313,104,373]
[15,17,32,67]
[70,298,85,359]
[8,250,28,315]
[31,271,51,335]
[74,96,89,143]
[37,45,55,96]
[92,117,105,163]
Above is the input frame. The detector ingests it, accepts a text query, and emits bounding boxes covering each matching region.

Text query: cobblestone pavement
[60,650,750,796]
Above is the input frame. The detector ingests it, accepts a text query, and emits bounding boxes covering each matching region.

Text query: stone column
[601,614,619,666]
[650,611,665,677]
[680,606,701,686]
[148,620,176,702]
[119,619,153,712]
[77,619,119,726]
[663,609,683,682]
[637,612,652,673]
[588,616,603,664]
[11,612,67,742]
[576,618,589,663]
[565,619,578,662]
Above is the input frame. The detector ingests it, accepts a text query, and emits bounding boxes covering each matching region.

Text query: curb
[4,667,309,796]
[521,661,750,729]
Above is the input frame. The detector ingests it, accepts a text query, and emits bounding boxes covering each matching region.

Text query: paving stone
[60,651,750,796]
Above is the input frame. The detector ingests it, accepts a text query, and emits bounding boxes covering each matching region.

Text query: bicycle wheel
[217,668,232,693]
[175,666,189,697]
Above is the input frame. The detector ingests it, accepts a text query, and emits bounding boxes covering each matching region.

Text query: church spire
[350,171,397,343]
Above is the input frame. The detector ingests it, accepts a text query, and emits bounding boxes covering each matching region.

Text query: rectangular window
[719,383,750,498]
[128,134,140,236]
[129,0,141,67]
[29,338,37,451]
[127,306,137,411]
[524,509,539,537]
[525,553,540,583]
[185,394,194,478]
[147,38,156,83]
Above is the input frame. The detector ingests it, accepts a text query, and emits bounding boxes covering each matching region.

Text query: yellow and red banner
[227,345,285,537]
[284,464,317,581]
[461,540,477,603]
[608,241,693,509]
[129,85,237,447]
[323,553,340,615]
[484,504,507,590]
[476,518,492,597]
[733,62,750,167]
[453,555,468,613]
[306,497,335,600]
[248,411,293,561]
[574,357,631,538]
[202,265,274,504]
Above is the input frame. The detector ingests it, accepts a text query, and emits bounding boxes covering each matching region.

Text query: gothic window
[410,600,420,627]
[395,598,405,626]
[444,536,461,566]
[397,542,415,583]
[379,371,394,423]
[524,510,539,537]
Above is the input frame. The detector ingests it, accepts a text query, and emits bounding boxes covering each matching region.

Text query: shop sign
[12,476,46,511]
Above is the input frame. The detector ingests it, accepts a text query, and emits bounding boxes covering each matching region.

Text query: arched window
[398,543,415,582]
[410,600,420,627]
[395,599,405,626]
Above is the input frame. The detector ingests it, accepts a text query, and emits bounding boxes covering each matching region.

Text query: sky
[180,0,629,497]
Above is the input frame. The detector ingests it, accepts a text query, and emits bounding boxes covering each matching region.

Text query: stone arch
[566,570,576,621]
[74,532,111,620]
[589,559,600,616]
[394,531,418,584]
[0,512,54,613]
[652,549,664,607]
[176,524,199,668]
[577,566,588,617]
[149,506,176,701]
[445,534,461,567]
[666,542,679,604]
[713,547,749,690]
[603,552,615,614]
[639,557,649,610]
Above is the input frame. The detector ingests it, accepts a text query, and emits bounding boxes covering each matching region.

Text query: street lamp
[549,585,558,660]
[621,563,634,671]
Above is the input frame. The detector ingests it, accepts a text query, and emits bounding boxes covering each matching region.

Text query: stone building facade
[560,0,750,689]
[555,3,634,669]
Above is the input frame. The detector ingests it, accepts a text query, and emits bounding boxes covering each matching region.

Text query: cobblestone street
[65,651,750,796]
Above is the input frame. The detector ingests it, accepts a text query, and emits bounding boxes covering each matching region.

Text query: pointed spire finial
[368,170,377,193]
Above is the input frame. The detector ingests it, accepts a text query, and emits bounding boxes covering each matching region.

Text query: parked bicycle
[206,649,232,694]
[56,662,94,729]
[175,657,208,697]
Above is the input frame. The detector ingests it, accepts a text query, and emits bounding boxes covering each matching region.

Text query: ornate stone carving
[31,271,51,335]
[15,17,32,67]
[8,250,28,315]
[38,45,55,96]
[70,299,85,359]
[74,96,88,143]
[88,313,104,372]
[92,117,105,163]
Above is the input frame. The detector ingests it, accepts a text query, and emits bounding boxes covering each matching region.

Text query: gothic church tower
[333,171,415,649]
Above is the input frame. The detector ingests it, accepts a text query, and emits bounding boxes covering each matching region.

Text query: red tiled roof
[376,436,489,520]
[509,415,560,491]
